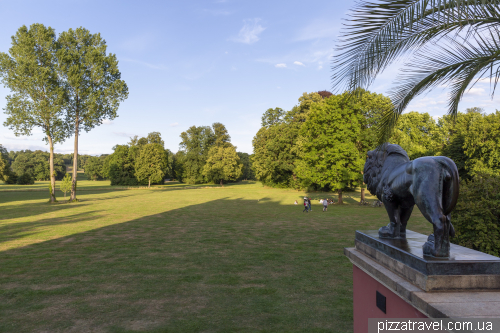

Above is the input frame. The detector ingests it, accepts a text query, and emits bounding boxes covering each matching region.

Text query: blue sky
[0,0,498,155]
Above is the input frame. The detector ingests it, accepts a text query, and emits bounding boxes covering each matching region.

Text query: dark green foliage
[16,173,34,185]
[135,143,168,187]
[0,24,69,202]
[10,150,66,181]
[4,173,17,184]
[295,95,366,191]
[391,112,443,160]
[237,152,255,181]
[179,126,215,184]
[203,146,242,185]
[84,156,104,181]
[0,145,10,182]
[261,108,285,127]
[252,123,301,188]
[107,145,138,186]
[146,132,164,147]
[452,174,500,257]
[252,90,389,190]
[172,151,186,182]
[441,111,500,180]
[332,0,500,143]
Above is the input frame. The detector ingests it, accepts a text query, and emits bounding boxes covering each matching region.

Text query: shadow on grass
[0,197,357,333]
[0,210,104,245]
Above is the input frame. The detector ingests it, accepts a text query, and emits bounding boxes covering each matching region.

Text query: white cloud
[293,61,305,66]
[275,63,286,68]
[256,46,333,70]
[170,122,179,127]
[102,119,113,125]
[464,87,485,96]
[230,19,266,44]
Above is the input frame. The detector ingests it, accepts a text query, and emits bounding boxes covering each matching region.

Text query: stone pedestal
[345,230,500,333]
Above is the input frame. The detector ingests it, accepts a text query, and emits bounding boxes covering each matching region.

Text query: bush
[5,172,17,184]
[451,174,500,257]
[16,173,34,185]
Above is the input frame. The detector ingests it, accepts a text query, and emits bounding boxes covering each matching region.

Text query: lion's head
[363,143,409,195]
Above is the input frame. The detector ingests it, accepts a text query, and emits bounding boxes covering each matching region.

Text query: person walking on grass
[323,198,328,212]
[303,197,309,213]
[307,197,312,211]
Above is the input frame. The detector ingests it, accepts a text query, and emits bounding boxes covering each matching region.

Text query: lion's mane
[363,144,409,196]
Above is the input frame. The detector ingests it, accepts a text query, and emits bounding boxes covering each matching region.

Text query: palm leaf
[378,33,500,142]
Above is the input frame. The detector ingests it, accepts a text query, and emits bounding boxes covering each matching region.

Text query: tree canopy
[0,24,68,202]
[57,27,128,201]
[332,0,500,142]
[203,146,242,186]
[135,143,168,187]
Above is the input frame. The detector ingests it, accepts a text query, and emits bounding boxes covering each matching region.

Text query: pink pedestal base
[353,265,427,333]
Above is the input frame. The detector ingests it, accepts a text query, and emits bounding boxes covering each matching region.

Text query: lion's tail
[434,156,460,216]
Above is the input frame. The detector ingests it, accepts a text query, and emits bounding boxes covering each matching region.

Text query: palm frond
[332,0,500,93]
[378,33,500,143]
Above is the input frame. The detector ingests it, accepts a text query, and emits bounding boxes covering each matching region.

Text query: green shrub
[16,173,34,185]
[5,172,17,184]
[451,174,500,257]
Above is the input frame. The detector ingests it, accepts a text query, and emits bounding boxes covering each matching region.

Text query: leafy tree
[252,123,300,187]
[146,132,165,147]
[10,151,65,181]
[134,143,168,187]
[332,0,500,141]
[391,112,443,159]
[261,108,285,128]
[16,173,34,185]
[107,145,138,186]
[212,122,232,148]
[252,93,324,188]
[237,152,255,180]
[441,110,500,179]
[295,94,367,202]
[0,147,6,182]
[452,174,500,257]
[164,149,174,179]
[60,173,72,198]
[285,92,323,123]
[172,151,186,182]
[0,24,68,202]
[203,146,242,186]
[57,27,128,201]
[0,145,12,183]
[84,156,104,180]
[179,126,215,184]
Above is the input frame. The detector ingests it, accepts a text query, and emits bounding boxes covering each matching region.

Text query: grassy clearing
[0,181,433,332]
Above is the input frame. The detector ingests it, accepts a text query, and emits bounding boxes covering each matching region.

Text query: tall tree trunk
[220,179,223,187]
[48,135,56,203]
[148,178,151,188]
[70,113,79,202]
[361,188,365,202]
[338,189,343,204]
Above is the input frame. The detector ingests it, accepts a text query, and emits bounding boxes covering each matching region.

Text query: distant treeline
[0,127,255,186]
[252,90,500,193]
[0,148,102,184]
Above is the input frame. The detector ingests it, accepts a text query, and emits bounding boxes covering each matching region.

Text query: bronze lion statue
[363,143,459,258]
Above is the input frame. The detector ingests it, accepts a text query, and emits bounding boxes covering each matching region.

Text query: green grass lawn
[0,181,434,332]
